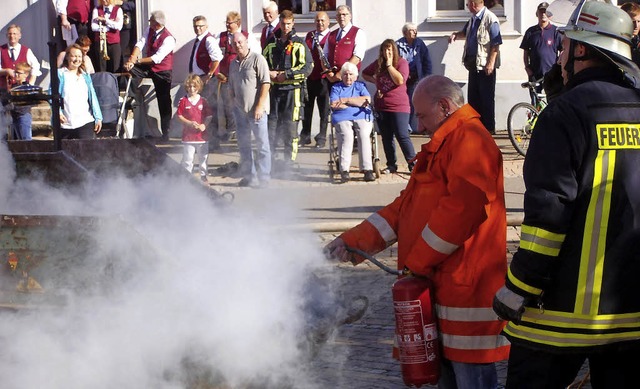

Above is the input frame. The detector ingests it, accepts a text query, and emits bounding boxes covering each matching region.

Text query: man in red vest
[1,25,41,141]
[260,1,280,51]
[300,11,331,148]
[323,5,367,84]
[55,0,92,46]
[0,24,41,91]
[216,11,249,142]
[124,10,175,141]
[90,0,124,73]
[189,15,222,150]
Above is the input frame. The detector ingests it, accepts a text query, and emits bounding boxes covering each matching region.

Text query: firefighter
[325,74,509,388]
[262,10,312,176]
[492,1,640,387]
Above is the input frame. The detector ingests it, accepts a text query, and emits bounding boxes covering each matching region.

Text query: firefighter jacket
[340,104,510,363]
[504,66,640,352]
[263,28,313,91]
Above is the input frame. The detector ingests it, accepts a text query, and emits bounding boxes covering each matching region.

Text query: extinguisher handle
[345,246,405,276]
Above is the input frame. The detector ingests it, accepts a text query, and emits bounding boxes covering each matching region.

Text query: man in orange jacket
[325,74,509,388]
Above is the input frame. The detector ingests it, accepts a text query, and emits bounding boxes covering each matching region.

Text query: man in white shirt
[0,24,41,90]
[323,5,367,84]
[124,10,176,141]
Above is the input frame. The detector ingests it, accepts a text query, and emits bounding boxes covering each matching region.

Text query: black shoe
[363,170,375,182]
[238,177,258,187]
[340,171,350,183]
[300,135,312,146]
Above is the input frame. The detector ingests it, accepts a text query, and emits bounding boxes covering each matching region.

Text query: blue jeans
[438,359,498,389]
[234,107,271,183]
[11,110,32,140]
[376,111,416,170]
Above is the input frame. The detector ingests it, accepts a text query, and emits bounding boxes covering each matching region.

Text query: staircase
[31,101,52,139]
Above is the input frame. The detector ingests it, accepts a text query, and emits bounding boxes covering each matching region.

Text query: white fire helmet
[559,0,633,60]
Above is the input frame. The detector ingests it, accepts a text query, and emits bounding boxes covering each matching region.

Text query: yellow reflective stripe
[292,87,301,121]
[519,225,565,256]
[441,333,510,350]
[504,322,640,348]
[507,267,543,296]
[521,306,640,330]
[366,213,397,245]
[435,304,499,322]
[576,150,615,316]
[421,224,458,255]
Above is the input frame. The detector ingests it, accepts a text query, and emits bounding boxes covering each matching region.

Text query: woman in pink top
[362,39,416,174]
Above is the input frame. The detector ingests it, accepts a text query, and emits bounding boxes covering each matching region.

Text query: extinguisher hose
[345,246,405,276]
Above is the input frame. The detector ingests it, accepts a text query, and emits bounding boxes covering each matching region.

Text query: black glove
[493,285,526,324]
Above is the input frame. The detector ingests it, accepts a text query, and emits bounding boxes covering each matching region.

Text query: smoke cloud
[0,144,339,388]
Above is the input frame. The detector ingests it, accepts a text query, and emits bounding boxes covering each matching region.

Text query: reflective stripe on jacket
[504,67,640,352]
[341,104,509,363]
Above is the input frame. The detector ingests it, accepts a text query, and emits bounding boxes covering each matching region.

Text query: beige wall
[2,1,623,130]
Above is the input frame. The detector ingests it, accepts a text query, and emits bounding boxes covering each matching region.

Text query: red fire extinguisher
[343,247,440,387]
[392,275,440,387]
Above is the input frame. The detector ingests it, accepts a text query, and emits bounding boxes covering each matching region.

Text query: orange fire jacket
[341,104,510,363]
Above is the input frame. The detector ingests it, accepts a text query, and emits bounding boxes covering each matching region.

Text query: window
[435,0,504,17]
[277,0,337,15]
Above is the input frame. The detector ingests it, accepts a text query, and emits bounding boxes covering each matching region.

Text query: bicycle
[506,80,547,156]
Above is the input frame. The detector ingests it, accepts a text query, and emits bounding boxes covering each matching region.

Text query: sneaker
[381,167,397,175]
[314,136,326,148]
[363,170,375,182]
[340,171,350,183]
[200,175,208,184]
[238,177,258,187]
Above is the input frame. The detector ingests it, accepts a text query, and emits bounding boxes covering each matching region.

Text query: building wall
[2,1,623,131]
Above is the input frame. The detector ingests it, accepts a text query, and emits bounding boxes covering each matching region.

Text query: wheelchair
[327,113,381,183]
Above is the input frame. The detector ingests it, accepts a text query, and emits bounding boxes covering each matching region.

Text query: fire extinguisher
[344,247,440,387]
[392,275,440,387]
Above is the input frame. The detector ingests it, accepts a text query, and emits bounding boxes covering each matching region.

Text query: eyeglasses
[337,13,350,17]
[225,20,239,25]
[14,71,26,75]
[193,24,206,28]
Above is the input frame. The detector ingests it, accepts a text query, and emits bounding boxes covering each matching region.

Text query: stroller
[90,72,132,138]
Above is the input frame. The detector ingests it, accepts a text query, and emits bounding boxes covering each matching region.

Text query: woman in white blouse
[58,44,103,139]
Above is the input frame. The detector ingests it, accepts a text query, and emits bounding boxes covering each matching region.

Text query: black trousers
[506,342,640,389]
[467,68,496,133]
[129,65,172,137]
[268,87,302,163]
[300,77,330,143]
[93,41,122,73]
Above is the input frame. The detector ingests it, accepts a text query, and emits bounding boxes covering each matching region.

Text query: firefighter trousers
[268,86,303,164]
[506,343,640,389]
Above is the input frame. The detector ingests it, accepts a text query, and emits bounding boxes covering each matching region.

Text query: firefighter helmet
[560,0,633,60]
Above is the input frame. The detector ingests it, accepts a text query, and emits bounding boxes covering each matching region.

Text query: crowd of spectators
[6,0,637,185]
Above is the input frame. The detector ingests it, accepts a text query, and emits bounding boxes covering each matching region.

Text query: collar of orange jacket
[423,104,481,154]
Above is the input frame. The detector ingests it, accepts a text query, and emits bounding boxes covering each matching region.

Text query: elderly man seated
[330,62,375,183]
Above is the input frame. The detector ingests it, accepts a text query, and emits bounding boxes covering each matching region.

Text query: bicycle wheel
[507,102,537,157]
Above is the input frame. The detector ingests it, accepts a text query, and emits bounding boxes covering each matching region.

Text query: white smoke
[0,147,338,388]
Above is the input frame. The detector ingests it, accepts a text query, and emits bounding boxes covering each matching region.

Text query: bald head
[232,32,250,58]
[414,75,464,108]
[413,75,465,135]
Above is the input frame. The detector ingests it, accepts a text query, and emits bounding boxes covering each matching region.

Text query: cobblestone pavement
[158,132,592,388]
[306,230,591,389]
